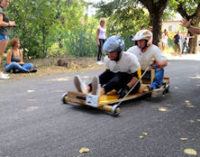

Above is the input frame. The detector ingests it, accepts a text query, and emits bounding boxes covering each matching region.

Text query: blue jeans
[150,68,164,90]
[5,62,34,72]
[182,43,189,54]
[0,34,9,41]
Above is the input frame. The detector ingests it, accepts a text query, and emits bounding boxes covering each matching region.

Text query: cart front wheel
[61,93,68,104]
[112,104,120,116]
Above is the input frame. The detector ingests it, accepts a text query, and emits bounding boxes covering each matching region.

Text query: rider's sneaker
[0,72,10,80]
[151,88,165,97]
[91,76,101,95]
[73,75,87,93]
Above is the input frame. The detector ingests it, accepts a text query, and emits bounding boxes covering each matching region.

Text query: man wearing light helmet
[73,35,141,99]
[127,30,168,90]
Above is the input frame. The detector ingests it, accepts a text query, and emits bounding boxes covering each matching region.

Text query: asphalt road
[0,59,199,157]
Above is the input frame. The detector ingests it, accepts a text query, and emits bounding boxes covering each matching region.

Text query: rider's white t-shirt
[127,44,167,70]
[98,26,106,40]
[104,52,140,74]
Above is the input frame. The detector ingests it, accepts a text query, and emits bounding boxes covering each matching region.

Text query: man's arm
[157,60,168,68]
[118,73,139,99]
[182,18,200,34]
[127,76,138,88]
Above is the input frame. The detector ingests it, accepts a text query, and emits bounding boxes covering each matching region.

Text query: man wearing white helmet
[127,29,168,90]
[73,35,141,99]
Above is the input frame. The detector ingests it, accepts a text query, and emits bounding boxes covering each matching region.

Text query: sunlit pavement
[0,59,199,157]
[163,52,200,61]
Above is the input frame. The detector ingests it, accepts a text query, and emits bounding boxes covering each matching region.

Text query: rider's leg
[103,72,132,94]
[150,68,164,90]
[88,69,115,93]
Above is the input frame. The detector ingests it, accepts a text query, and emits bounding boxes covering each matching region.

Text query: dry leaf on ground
[139,132,148,139]
[184,148,197,156]
[142,132,148,136]
[27,90,35,93]
[185,100,190,103]
[79,147,90,154]
[190,120,195,123]
[180,138,188,141]
[158,107,167,112]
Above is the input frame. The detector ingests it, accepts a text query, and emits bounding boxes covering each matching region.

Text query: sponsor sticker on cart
[86,94,99,107]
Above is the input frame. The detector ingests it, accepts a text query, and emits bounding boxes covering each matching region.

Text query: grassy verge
[4,57,104,80]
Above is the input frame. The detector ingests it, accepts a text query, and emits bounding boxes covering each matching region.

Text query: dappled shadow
[62,102,117,117]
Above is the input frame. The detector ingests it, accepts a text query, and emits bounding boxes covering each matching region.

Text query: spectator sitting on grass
[5,38,37,73]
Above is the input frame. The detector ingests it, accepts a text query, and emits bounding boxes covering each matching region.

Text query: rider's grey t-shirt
[0,7,10,36]
[127,44,167,70]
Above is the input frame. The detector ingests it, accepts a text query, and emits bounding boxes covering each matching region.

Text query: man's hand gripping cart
[61,67,170,116]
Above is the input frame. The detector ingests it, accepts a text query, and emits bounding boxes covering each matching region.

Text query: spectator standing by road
[173,31,182,56]
[0,0,16,79]
[96,18,107,65]
[161,29,168,52]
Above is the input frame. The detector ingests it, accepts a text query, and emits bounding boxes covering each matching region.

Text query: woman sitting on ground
[5,38,37,73]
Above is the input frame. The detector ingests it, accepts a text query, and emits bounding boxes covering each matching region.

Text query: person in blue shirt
[173,31,182,56]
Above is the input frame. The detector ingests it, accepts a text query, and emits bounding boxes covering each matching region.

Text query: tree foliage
[95,0,149,49]
[8,0,62,58]
[7,0,98,58]
[6,0,200,58]
[95,0,169,46]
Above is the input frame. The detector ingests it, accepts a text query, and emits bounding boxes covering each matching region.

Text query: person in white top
[96,18,107,65]
[161,29,168,51]
[127,29,167,90]
[74,36,141,99]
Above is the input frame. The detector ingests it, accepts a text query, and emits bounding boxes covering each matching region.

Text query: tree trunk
[177,2,200,54]
[139,0,168,46]
[189,36,197,54]
[188,21,200,54]
[149,11,163,46]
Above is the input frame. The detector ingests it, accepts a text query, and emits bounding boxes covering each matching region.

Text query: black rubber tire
[61,93,68,104]
[112,105,120,116]
[165,84,170,93]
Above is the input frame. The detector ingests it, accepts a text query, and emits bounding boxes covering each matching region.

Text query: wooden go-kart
[61,69,170,116]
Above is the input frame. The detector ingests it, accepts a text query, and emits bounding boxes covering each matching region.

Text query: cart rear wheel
[163,84,170,94]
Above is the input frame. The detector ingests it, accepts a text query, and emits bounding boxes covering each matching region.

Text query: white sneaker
[151,88,165,97]
[73,75,87,93]
[0,72,10,80]
[1,72,9,76]
[91,76,101,95]
[96,61,103,65]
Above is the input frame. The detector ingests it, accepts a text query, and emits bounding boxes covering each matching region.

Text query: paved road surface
[0,59,199,157]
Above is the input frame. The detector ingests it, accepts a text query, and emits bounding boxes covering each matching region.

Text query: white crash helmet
[132,29,153,47]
